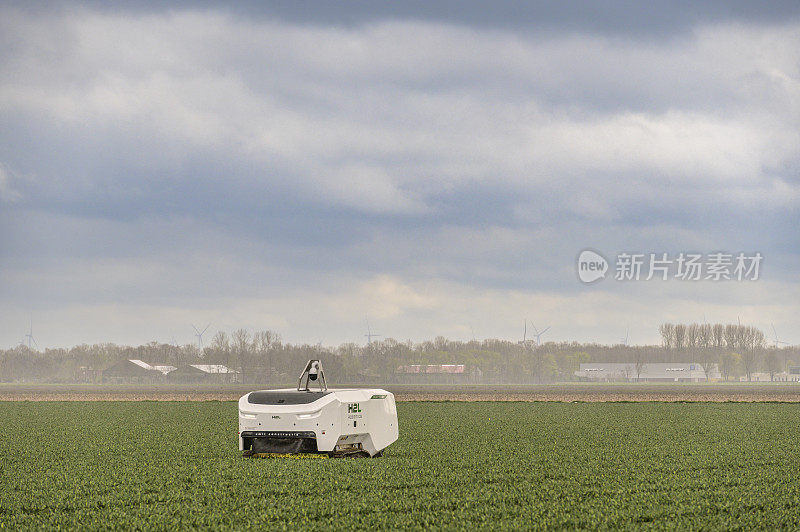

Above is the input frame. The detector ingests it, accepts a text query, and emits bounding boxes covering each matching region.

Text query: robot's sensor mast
[298,359,327,392]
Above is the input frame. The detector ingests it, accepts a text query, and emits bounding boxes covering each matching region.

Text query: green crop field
[2,402,800,530]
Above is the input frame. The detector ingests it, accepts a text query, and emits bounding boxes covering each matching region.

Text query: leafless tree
[712,324,724,348]
[747,327,766,352]
[724,325,737,350]
[232,329,250,383]
[698,323,712,349]
[685,323,701,365]
[686,323,699,349]
[253,330,281,383]
[659,323,675,349]
[765,351,782,381]
[634,348,646,382]
[210,331,230,369]
[674,324,686,350]
[699,359,716,381]
[736,325,748,351]
[740,349,757,382]
[741,326,765,382]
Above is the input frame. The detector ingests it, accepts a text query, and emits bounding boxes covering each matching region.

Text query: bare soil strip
[3,385,800,402]
[395,392,800,402]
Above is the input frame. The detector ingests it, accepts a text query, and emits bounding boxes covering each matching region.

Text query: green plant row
[2,402,800,529]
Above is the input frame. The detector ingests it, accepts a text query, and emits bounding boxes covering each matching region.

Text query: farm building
[779,366,800,382]
[167,364,238,383]
[575,362,721,382]
[395,364,475,384]
[741,372,800,382]
[398,364,466,374]
[102,359,176,383]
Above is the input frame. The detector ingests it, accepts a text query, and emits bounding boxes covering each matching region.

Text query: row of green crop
[2,402,800,529]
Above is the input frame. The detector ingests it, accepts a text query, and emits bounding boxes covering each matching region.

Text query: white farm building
[575,362,721,382]
[167,364,239,383]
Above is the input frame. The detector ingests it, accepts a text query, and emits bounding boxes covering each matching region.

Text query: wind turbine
[192,323,210,352]
[529,322,550,347]
[24,319,38,350]
[622,326,629,346]
[519,320,533,347]
[772,324,788,349]
[364,320,381,345]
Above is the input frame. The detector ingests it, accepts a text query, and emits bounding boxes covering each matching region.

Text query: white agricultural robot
[238,360,398,457]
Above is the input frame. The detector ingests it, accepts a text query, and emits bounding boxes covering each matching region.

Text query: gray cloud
[1,5,798,347]
[11,1,800,38]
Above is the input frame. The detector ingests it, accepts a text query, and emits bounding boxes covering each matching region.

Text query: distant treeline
[657,322,776,381]
[1,324,796,384]
[658,322,765,351]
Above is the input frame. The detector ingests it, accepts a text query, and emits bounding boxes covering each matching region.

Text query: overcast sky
[1,2,798,348]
